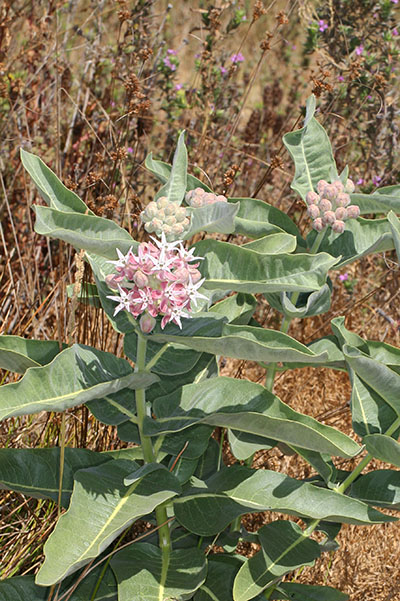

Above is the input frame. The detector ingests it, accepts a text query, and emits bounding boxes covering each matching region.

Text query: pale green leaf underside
[174,467,394,536]
[0,344,157,420]
[33,205,136,259]
[36,460,181,586]
[145,377,360,458]
[0,335,66,374]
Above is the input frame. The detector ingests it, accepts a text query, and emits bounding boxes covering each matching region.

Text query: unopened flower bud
[307,204,320,219]
[306,191,320,205]
[346,205,360,219]
[164,204,177,216]
[335,207,348,221]
[139,313,156,334]
[332,180,344,194]
[105,273,120,289]
[324,184,337,201]
[336,193,350,208]
[175,207,187,222]
[157,196,169,209]
[332,220,345,233]
[317,180,329,195]
[319,198,332,213]
[345,178,355,194]
[144,202,158,220]
[133,270,148,288]
[323,211,336,225]
[312,218,325,232]
[216,195,228,202]
[174,267,190,282]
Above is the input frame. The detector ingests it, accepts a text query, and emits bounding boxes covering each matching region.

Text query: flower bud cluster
[306,179,360,233]
[106,233,207,333]
[185,187,228,208]
[140,196,191,242]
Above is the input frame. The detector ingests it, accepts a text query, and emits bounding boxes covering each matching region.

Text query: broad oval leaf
[231,197,305,247]
[151,322,335,367]
[20,148,92,214]
[174,466,394,536]
[350,469,400,509]
[270,582,348,601]
[233,520,321,601]
[228,429,276,461]
[185,201,239,237]
[209,293,257,325]
[145,377,361,458]
[194,239,339,293]
[351,192,400,215]
[0,344,157,420]
[242,232,297,254]
[363,434,400,467]
[111,542,207,601]
[307,217,393,268]
[33,205,136,259]
[0,335,66,374]
[283,97,337,200]
[35,460,181,586]
[194,555,265,601]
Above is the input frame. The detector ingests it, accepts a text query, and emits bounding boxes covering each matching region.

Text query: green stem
[265,228,327,392]
[134,334,172,559]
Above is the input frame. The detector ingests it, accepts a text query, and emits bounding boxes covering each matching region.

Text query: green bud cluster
[306,178,360,233]
[140,196,191,242]
[185,187,228,208]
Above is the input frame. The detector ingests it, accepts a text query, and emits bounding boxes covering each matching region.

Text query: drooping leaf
[111,542,207,601]
[145,377,360,458]
[350,469,400,509]
[0,576,49,601]
[155,131,187,204]
[233,520,321,601]
[194,238,339,293]
[307,217,393,268]
[270,582,348,600]
[283,335,345,371]
[33,205,136,259]
[228,429,276,460]
[35,460,181,586]
[363,433,400,467]
[283,96,337,200]
[124,334,202,376]
[0,344,157,420]
[20,148,93,215]
[174,466,392,536]
[350,372,397,437]
[265,282,332,319]
[0,335,66,374]
[151,322,335,366]
[185,201,239,237]
[231,197,306,248]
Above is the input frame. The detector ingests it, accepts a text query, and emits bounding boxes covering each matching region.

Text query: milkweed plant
[2,95,400,601]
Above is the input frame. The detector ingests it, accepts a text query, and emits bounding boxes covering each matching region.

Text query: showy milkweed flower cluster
[106,234,207,333]
[306,178,360,233]
[185,187,228,208]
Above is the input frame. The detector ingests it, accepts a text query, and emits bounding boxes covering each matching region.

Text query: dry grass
[1,0,400,598]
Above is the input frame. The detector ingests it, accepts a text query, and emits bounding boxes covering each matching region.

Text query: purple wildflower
[220,66,228,74]
[127,147,133,153]
[230,52,245,63]
[167,49,177,55]
[318,20,328,32]
[339,273,349,282]
[338,75,344,82]
[372,175,382,186]
[175,83,183,90]
[393,28,399,36]
[355,45,364,56]
[356,178,364,185]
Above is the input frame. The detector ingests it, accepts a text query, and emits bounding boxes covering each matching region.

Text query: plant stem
[265,228,327,392]
[134,333,172,558]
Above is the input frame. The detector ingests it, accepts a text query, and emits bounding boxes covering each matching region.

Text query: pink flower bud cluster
[106,234,207,333]
[185,187,228,209]
[306,178,360,234]
[140,196,191,242]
